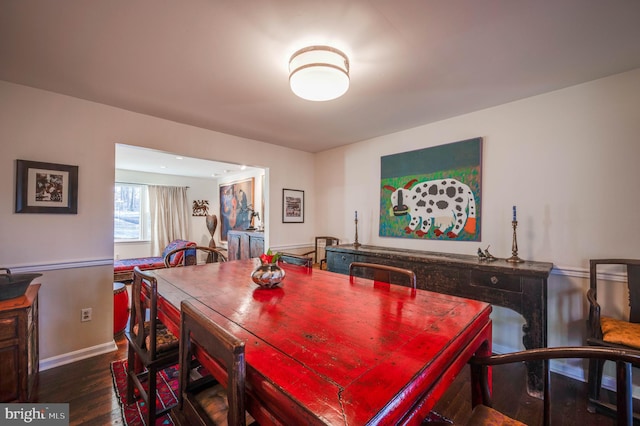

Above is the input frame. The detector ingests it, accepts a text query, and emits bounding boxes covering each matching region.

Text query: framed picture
[379,137,482,241]
[192,200,209,216]
[219,177,254,241]
[15,159,79,214]
[282,188,304,223]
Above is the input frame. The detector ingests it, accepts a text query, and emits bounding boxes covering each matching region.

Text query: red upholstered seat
[114,256,165,273]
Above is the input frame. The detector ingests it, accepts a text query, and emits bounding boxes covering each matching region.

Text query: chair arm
[586,288,599,308]
[586,288,603,339]
[470,346,640,367]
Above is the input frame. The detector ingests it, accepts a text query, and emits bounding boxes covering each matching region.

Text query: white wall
[315,69,640,384]
[0,80,315,366]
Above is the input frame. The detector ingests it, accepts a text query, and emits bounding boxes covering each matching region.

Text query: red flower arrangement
[259,249,281,265]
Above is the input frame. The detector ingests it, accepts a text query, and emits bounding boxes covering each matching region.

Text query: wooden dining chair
[349,261,417,290]
[125,266,180,426]
[178,300,255,426]
[299,236,340,269]
[586,259,640,418]
[463,346,640,426]
[279,253,313,268]
[163,245,228,267]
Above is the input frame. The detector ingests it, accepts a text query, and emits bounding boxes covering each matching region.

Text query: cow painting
[383,178,477,238]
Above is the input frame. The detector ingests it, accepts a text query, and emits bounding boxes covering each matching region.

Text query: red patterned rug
[111,359,178,426]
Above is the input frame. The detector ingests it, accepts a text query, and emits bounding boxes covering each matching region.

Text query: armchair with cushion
[586,258,640,418]
[463,346,640,426]
[113,239,196,282]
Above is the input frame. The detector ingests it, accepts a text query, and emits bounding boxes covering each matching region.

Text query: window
[114,183,149,241]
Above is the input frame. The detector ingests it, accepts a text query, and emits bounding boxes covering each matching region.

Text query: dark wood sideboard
[326,244,553,397]
[227,230,265,261]
[0,284,39,402]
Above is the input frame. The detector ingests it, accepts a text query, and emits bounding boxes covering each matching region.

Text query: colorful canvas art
[379,138,482,241]
[219,178,254,241]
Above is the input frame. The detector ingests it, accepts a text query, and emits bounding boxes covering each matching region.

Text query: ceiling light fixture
[289,45,350,102]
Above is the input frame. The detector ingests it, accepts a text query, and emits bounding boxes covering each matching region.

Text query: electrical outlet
[81,308,92,322]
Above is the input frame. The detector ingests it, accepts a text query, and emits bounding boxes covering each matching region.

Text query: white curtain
[148,185,190,256]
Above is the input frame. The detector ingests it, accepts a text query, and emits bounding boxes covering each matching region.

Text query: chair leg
[587,358,605,412]
[147,366,157,426]
[616,361,633,426]
[126,345,136,404]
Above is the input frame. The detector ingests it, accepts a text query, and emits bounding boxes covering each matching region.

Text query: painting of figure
[219,178,254,240]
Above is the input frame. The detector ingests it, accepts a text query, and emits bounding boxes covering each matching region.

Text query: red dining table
[149,258,492,425]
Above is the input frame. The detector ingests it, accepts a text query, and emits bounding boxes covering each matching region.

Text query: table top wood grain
[151,259,492,425]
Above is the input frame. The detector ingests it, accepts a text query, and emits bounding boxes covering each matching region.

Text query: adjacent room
[1,1,640,425]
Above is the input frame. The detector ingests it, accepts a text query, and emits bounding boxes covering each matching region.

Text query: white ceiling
[115,144,263,180]
[2,1,640,175]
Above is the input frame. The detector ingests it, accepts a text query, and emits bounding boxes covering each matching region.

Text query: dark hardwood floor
[33,334,128,426]
[33,333,621,425]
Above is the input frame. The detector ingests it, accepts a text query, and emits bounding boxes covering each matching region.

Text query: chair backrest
[179,300,247,426]
[279,253,313,268]
[161,239,196,266]
[349,261,417,290]
[129,266,161,359]
[469,346,640,426]
[164,246,227,267]
[590,259,640,323]
[314,236,339,264]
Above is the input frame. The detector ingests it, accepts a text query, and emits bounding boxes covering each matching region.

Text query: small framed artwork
[192,200,209,216]
[282,188,304,223]
[15,159,79,214]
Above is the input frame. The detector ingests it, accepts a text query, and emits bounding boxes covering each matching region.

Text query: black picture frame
[15,159,79,214]
[282,188,304,223]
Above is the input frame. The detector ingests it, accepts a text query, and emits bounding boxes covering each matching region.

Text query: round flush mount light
[289,45,350,102]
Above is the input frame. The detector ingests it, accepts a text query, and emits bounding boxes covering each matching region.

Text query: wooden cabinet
[326,244,553,397]
[0,284,39,402]
[227,230,264,260]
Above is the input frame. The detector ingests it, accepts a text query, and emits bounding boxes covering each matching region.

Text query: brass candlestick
[506,220,524,263]
[354,217,361,249]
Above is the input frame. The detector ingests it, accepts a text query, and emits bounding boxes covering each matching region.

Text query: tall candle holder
[353,216,361,249]
[506,220,524,263]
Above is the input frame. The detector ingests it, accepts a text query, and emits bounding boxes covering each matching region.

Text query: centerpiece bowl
[251,263,285,288]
